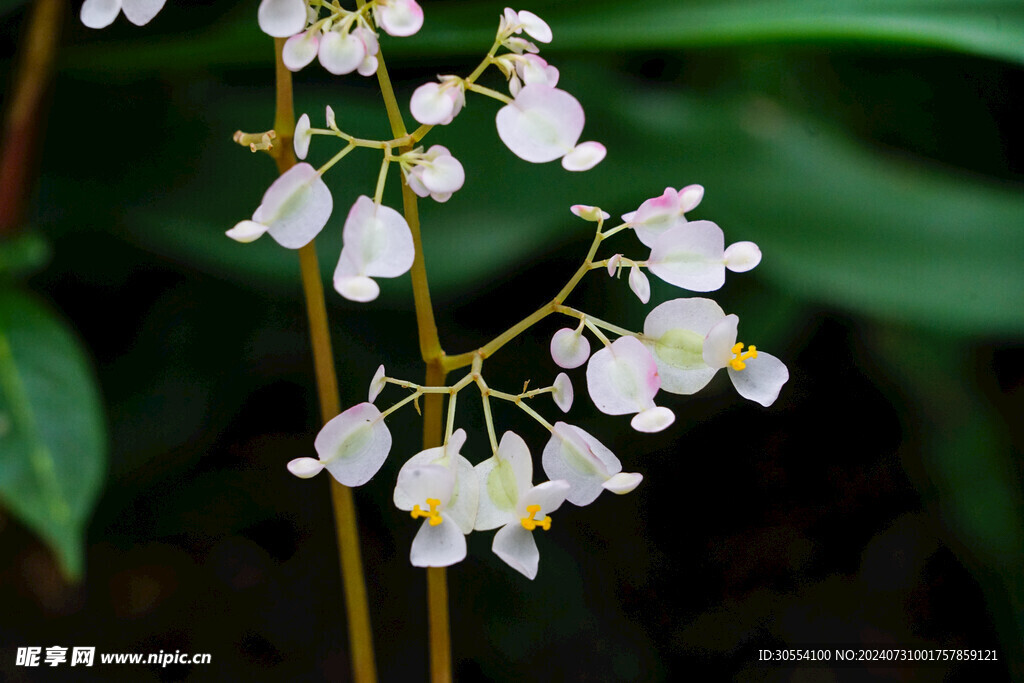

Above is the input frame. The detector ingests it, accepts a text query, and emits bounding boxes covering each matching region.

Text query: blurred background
[1,0,1022,680]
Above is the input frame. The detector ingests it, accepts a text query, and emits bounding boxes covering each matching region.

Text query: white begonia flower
[585,336,675,433]
[374,0,424,37]
[474,431,570,579]
[552,372,573,413]
[622,185,704,247]
[508,54,560,96]
[542,422,642,506]
[550,327,591,369]
[333,196,415,302]
[287,402,392,486]
[283,30,320,72]
[353,27,380,76]
[409,79,466,126]
[226,162,332,249]
[258,0,307,38]
[570,204,610,222]
[646,220,760,292]
[368,364,387,403]
[394,429,480,567]
[293,113,312,160]
[642,297,789,406]
[81,0,166,28]
[404,146,466,203]
[502,8,553,43]
[628,265,650,304]
[495,85,605,171]
[318,29,367,76]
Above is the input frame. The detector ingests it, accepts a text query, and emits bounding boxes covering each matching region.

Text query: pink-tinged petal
[283,31,320,71]
[728,351,789,407]
[492,522,540,579]
[368,364,387,403]
[354,26,379,56]
[121,0,165,25]
[81,0,122,29]
[607,254,622,276]
[602,472,643,495]
[338,195,415,278]
[517,54,558,86]
[226,220,269,244]
[550,327,591,369]
[586,336,660,416]
[552,372,573,413]
[702,314,739,370]
[628,265,650,303]
[286,457,325,479]
[516,10,551,43]
[621,210,637,223]
[518,479,570,518]
[258,0,307,38]
[724,241,762,273]
[318,31,365,75]
[394,463,455,512]
[643,298,724,395]
[570,204,609,222]
[496,85,585,163]
[405,169,430,198]
[410,82,458,125]
[420,150,465,195]
[630,187,684,247]
[505,36,539,54]
[630,406,675,433]
[357,54,379,77]
[314,402,392,486]
[677,184,704,212]
[410,516,466,567]
[647,220,727,292]
[375,0,423,37]
[293,113,312,160]
[562,141,606,171]
[541,422,621,507]
[259,163,333,249]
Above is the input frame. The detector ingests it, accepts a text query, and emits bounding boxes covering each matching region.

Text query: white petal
[474,458,517,531]
[357,54,379,77]
[586,336,660,416]
[607,254,622,276]
[293,113,312,160]
[496,85,585,163]
[629,187,685,247]
[492,523,539,579]
[602,472,643,495]
[728,351,789,407]
[552,372,573,413]
[516,10,552,43]
[647,220,727,292]
[643,297,725,395]
[375,0,424,37]
[677,184,704,212]
[570,204,609,222]
[336,195,415,280]
[518,479,570,518]
[314,403,392,486]
[702,314,739,369]
[325,105,337,129]
[550,327,591,369]
[121,0,165,26]
[334,274,381,302]
[630,406,675,433]
[420,152,465,195]
[318,31,365,75]
[724,241,762,273]
[410,82,457,126]
[226,220,269,244]
[628,265,650,304]
[258,0,307,38]
[80,0,122,29]
[444,452,479,534]
[395,463,455,511]
[644,297,725,340]
[541,422,620,507]
[368,364,387,403]
[283,32,320,72]
[561,141,606,171]
[410,517,466,567]
[260,163,333,249]
[286,457,324,479]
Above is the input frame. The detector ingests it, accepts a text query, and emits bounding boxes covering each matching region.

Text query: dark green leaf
[0,233,51,278]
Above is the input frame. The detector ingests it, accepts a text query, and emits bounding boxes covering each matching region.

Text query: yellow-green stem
[272,37,377,683]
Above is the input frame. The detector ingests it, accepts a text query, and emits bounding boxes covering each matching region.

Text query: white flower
[226,163,333,249]
[374,0,424,37]
[394,429,479,567]
[495,85,605,171]
[283,30,320,72]
[541,422,642,506]
[642,298,788,406]
[551,372,573,413]
[403,146,466,203]
[80,0,165,28]
[333,196,415,302]
[622,185,704,247]
[501,8,552,44]
[646,220,760,292]
[409,80,466,126]
[287,403,392,486]
[549,327,591,369]
[586,336,675,433]
[258,0,307,38]
[293,113,312,160]
[474,432,569,579]
[570,204,610,222]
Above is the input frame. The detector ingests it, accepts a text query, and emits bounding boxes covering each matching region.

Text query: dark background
[1,1,1022,680]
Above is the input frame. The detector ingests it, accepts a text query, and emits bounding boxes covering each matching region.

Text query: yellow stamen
[411,498,443,526]
[730,342,758,371]
[520,504,552,531]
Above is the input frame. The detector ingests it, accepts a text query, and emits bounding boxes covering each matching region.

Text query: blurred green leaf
[0,233,51,278]
[64,0,1024,76]
[0,288,106,578]
[0,0,28,17]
